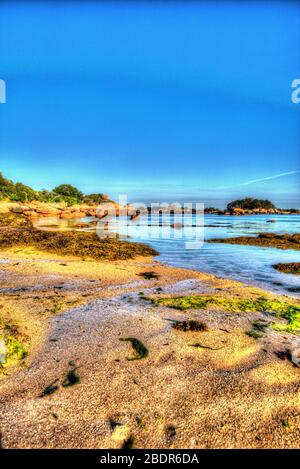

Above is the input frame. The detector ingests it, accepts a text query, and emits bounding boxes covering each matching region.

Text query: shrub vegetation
[0,171,110,205]
[227,198,276,211]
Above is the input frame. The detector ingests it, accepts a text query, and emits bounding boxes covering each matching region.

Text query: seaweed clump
[119,337,149,360]
[0,319,28,373]
[208,233,300,251]
[172,320,208,332]
[121,435,135,449]
[138,271,160,280]
[62,368,80,387]
[0,212,158,261]
[152,295,300,334]
[272,263,300,275]
[246,320,269,339]
[40,381,59,397]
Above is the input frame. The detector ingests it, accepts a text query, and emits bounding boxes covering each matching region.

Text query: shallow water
[35,214,300,297]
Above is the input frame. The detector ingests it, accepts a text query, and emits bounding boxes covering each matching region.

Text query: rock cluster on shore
[204,207,298,216]
[1,201,125,219]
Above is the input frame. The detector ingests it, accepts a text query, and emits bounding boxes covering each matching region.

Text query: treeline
[205,198,299,213]
[0,172,110,206]
[227,198,276,211]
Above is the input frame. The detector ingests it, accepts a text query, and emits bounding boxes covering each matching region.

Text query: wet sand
[0,247,299,448]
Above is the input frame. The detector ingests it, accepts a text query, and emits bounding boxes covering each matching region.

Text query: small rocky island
[204,198,300,215]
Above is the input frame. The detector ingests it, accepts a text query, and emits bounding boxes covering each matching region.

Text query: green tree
[53,184,83,202]
[10,183,38,202]
[83,193,110,205]
[0,172,14,188]
[227,198,276,211]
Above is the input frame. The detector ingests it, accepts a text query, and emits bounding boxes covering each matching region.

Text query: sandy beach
[1,0,299,455]
[0,247,299,449]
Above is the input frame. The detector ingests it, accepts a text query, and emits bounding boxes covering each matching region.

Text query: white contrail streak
[216,170,299,190]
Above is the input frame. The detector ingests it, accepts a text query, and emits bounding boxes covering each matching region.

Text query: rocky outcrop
[2,201,131,220]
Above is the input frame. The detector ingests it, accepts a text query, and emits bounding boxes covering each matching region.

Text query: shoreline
[1,200,300,220]
[0,247,300,448]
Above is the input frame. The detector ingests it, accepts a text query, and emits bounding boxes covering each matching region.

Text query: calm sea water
[112,214,300,298]
[36,214,300,297]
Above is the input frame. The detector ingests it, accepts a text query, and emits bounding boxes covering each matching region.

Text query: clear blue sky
[0,1,299,208]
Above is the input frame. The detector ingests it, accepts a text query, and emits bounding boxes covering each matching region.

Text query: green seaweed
[171,320,208,332]
[119,337,149,360]
[62,368,80,387]
[0,213,158,261]
[281,419,292,429]
[121,435,135,449]
[135,415,146,429]
[189,343,224,350]
[152,295,300,334]
[40,380,59,397]
[138,271,159,280]
[165,425,176,442]
[246,330,263,339]
[246,319,269,339]
[0,334,28,371]
[5,336,28,360]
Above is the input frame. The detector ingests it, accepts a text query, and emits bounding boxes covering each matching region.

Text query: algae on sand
[246,319,269,339]
[119,337,149,360]
[121,435,135,449]
[0,323,28,374]
[152,295,300,334]
[0,212,158,261]
[62,368,80,387]
[138,271,160,280]
[171,319,208,332]
[40,381,59,397]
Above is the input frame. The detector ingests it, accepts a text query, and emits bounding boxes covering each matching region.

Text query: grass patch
[119,337,149,360]
[0,213,158,261]
[152,295,300,334]
[171,319,208,332]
